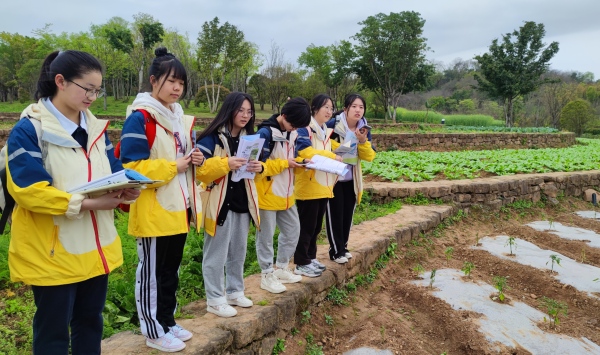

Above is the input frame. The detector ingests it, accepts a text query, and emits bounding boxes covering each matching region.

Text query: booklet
[232,134,266,182]
[305,155,349,176]
[67,169,162,195]
[334,130,359,165]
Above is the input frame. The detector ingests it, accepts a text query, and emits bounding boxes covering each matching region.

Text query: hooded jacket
[294,118,341,200]
[196,127,260,237]
[7,100,124,286]
[255,114,298,211]
[326,113,376,204]
[119,94,202,237]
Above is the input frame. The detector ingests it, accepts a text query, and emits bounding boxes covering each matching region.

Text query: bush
[560,99,596,136]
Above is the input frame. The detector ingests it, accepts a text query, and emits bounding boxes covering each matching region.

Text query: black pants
[326,181,356,259]
[294,198,328,266]
[136,232,187,338]
[32,274,108,355]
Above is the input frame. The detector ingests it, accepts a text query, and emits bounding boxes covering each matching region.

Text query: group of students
[5,47,375,354]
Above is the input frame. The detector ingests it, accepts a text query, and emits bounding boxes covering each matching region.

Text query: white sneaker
[345,252,353,259]
[146,331,186,352]
[227,295,253,308]
[261,272,287,293]
[274,267,302,283]
[311,259,326,270]
[169,324,192,342]
[294,264,322,277]
[333,256,349,264]
[207,303,237,318]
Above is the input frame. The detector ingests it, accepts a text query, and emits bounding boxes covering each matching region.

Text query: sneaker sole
[206,307,237,318]
[278,277,302,284]
[294,270,322,277]
[146,340,186,352]
[261,284,286,293]
[174,333,193,342]
[227,300,253,308]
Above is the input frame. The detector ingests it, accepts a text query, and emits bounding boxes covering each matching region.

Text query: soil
[282,197,600,355]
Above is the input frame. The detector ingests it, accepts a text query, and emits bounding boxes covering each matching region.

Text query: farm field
[282,197,600,355]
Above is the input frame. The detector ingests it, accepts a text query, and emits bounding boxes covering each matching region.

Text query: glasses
[322,106,334,112]
[67,80,105,99]
[237,108,254,117]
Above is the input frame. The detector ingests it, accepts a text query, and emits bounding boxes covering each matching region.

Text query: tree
[353,11,433,122]
[132,13,164,92]
[474,21,559,127]
[248,73,267,110]
[263,41,294,112]
[196,17,249,113]
[162,30,196,108]
[560,99,596,136]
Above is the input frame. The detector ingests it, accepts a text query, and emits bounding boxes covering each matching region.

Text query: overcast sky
[3,0,600,79]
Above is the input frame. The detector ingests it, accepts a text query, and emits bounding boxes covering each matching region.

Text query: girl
[325,93,376,263]
[119,48,204,352]
[293,94,341,277]
[196,92,262,318]
[6,50,140,355]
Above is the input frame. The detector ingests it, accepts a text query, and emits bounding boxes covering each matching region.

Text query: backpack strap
[114,109,157,158]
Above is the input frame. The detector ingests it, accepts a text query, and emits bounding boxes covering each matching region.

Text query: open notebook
[67,169,161,195]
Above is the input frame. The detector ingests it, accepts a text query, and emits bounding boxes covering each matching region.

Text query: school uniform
[7,99,124,354]
[119,93,202,340]
[293,118,340,266]
[196,127,260,306]
[255,115,300,273]
[324,113,376,260]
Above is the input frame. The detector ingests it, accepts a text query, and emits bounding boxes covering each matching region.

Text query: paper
[67,169,162,195]
[334,130,358,165]
[305,155,349,176]
[231,134,265,182]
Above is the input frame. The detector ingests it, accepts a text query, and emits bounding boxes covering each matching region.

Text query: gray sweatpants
[202,211,250,306]
[256,206,300,273]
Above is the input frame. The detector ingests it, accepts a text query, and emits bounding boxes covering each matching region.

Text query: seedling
[291,328,299,336]
[272,338,286,355]
[412,263,425,276]
[474,233,481,246]
[461,261,475,278]
[429,269,437,289]
[539,296,568,328]
[492,276,509,302]
[548,217,555,230]
[505,236,517,255]
[324,314,334,326]
[546,254,562,273]
[444,247,454,263]
[581,248,587,263]
[300,310,311,324]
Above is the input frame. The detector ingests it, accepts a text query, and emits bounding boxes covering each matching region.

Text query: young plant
[324,314,334,326]
[461,261,475,278]
[546,254,562,272]
[474,233,481,246]
[272,338,286,355]
[581,248,587,263]
[492,276,509,302]
[539,296,568,328]
[300,310,311,324]
[505,236,517,255]
[548,217,555,230]
[444,247,454,263]
[429,269,437,289]
[412,263,425,276]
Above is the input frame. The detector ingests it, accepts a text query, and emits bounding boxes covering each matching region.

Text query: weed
[412,263,425,276]
[492,276,510,302]
[324,314,334,326]
[505,236,517,255]
[539,296,568,328]
[444,247,454,263]
[380,326,386,341]
[301,311,311,324]
[257,299,269,306]
[474,232,480,246]
[326,287,349,306]
[581,248,587,263]
[429,269,437,288]
[291,328,299,336]
[305,333,323,355]
[272,338,286,355]
[547,255,562,272]
[346,282,357,293]
[461,261,475,278]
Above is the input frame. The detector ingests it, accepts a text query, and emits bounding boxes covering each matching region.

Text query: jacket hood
[257,114,283,132]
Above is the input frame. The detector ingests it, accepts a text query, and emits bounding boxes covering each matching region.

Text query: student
[196,92,262,317]
[325,93,376,263]
[255,98,311,293]
[293,94,342,277]
[119,48,204,353]
[6,50,140,355]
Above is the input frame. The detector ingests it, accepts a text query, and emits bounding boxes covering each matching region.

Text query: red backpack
[114,109,157,159]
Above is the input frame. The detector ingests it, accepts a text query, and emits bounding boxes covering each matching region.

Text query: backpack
[114,109,157,159]
[0,117,43,233]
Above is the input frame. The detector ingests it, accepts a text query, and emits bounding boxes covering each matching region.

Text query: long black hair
[148,47,188,95]
[35,50,103,100]
[197,92,256,141]
[333,93,367,117]
[310,93,333,117]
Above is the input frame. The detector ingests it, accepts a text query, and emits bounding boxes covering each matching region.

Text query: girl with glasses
[195,92,262,318]
[5,50,140,354]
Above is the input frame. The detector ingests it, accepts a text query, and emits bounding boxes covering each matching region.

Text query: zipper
[49,225,58,257]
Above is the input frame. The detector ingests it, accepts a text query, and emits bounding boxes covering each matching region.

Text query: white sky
[3,0,599,79]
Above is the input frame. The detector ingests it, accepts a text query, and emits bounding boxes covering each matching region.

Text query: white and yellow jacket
[7,100,124,286]
[294,118,341,200]
[196,128,260,236]
[119,103,202,237]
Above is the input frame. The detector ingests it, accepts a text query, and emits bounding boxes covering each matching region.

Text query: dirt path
[282,198,600,355]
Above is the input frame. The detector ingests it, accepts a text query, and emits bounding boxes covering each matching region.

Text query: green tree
[560,99,596,136]
[132,13,164,92]
[248,73,267,111]
[197,17,249,113]
[161,30,196,108]
[474,21,559,127]
[353,11,433,122]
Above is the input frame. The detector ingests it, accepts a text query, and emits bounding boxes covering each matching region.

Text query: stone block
[584,189,599,203]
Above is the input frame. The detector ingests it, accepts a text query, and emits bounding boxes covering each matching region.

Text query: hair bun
[155,47,169,58]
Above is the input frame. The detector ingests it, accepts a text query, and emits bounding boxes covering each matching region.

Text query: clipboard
[67,169,162,195]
